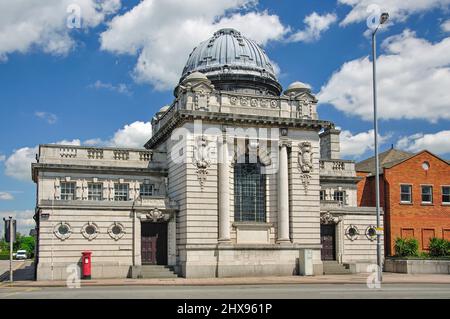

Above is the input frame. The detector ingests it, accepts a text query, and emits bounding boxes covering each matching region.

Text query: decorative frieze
[229,95,280,109]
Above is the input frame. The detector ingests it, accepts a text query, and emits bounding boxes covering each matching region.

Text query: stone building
[32,28,382,280]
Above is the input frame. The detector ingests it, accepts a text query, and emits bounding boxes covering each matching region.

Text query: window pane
[333,191,344,203]
[400,185,412,203]
[234,159,266,223]
[140,184,154,197]
[443,187,450,203]
[114,184,129,201]
[88,183,102,201]
[61,182,75,200]
[421,186,432,203]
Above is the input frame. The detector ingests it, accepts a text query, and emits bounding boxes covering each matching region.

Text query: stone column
[278,141,290,243]
[133,212,141,266]
[218,135,231,242]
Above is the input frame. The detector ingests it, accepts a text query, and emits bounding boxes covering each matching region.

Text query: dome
[182,71,209,84]
[284,81,311,96]
[179,28,282,95]
[157,105,170,115]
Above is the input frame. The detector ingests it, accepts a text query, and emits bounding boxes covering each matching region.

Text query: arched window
[234,158,266,222]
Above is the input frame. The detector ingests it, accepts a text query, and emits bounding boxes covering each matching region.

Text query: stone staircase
[322,261,353,275]
[138,265,179,279]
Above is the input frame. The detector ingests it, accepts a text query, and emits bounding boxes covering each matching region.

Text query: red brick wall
[382,152,450,255]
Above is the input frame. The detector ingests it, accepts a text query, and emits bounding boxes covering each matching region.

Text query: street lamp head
[380,12,389,25]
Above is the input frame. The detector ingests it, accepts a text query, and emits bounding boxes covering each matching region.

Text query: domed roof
[179,28,282,95]
[284,81,311,95]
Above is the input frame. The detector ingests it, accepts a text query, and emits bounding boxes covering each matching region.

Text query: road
[0,260,34,282]
[1,283,450,299]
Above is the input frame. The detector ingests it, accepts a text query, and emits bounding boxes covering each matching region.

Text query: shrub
[428,238,450,257]
[394,237,419,257]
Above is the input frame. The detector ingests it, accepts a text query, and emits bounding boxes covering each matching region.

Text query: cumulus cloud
[396,130,450,155]
[0,192,14,201]
[0,0,121,61]
[35,111,58,124]
[85,121,152,148]
[5,146,38,182]
[339,0,450,26]
[288,12,337,43]
[0,210,35,236]
[340,129,389,158]
[88,80,132,95]
[442,19,450,32]
[4,122,151,182]
[100,0,289,90]
[318,30,450,122]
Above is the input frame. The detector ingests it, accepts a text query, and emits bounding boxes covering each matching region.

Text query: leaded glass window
[234,159,266,222]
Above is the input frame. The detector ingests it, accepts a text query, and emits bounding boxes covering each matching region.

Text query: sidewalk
[1,273,449,288]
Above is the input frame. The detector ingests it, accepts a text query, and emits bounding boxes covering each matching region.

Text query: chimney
[320,128,341,160]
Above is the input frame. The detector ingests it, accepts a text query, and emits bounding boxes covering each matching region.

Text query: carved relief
[194,91,210,110]
[193,136,212,190]
[227,95,280,109]
[320,212,343,225]
[298,142,314,194]
[142,208,170,223]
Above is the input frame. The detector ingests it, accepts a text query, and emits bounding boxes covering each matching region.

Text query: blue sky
[0,0,449,234]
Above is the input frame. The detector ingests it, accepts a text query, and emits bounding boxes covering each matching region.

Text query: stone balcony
[319,159,357,178]
[36,144,164,169]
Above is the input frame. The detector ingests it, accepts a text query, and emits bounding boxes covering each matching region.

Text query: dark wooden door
[141,223,168,265]
[320,224,336,261]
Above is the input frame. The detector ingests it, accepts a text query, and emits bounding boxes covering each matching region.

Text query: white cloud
[340,129,389,158]
[339,0,450,26]
[89,80,132,95]
[35,111,58,124]
[5,146,38,182]
[100,0,289,90]
[0,154,5,162]
[442,19,450,32]
[85,121,152,148]
[4,122,151,182]
[318,30,450,122]
[0,192,14,201]
[396,130,450,155]
[0,210,35,236]
[0,0,121,60]
[288,12,337,43]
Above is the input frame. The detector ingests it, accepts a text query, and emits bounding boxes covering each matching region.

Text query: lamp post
[372,12,389,283]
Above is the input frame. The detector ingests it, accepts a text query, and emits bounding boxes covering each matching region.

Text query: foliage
[394,237,419,257]
[428,238,450,257]
[0,233,35,258]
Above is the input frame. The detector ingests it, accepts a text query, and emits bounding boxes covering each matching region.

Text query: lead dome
[179,28,282,96]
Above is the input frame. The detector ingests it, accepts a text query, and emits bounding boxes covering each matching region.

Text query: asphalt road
[1,283,450,299]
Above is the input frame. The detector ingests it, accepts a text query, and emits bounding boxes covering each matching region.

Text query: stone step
[140,265,179,279]
[323,261,353,275]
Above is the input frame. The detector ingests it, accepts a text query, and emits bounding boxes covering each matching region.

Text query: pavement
[0,283,450,299]
[1,272,449,288]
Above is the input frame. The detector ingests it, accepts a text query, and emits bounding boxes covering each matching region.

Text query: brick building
[356,148,450,256]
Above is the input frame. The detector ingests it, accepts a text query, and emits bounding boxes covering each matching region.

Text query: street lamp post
[372,12,389,283]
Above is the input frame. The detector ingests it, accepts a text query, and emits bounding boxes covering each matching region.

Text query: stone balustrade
[37,144,156,169]
[319,159,356,177]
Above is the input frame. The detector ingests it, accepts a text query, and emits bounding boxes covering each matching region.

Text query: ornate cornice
[145,109,333,149]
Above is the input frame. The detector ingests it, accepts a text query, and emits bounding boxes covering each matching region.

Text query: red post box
[81,251,92,280]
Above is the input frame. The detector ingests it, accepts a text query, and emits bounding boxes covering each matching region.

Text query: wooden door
[321,224,336,261]
[141,222,168,265]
